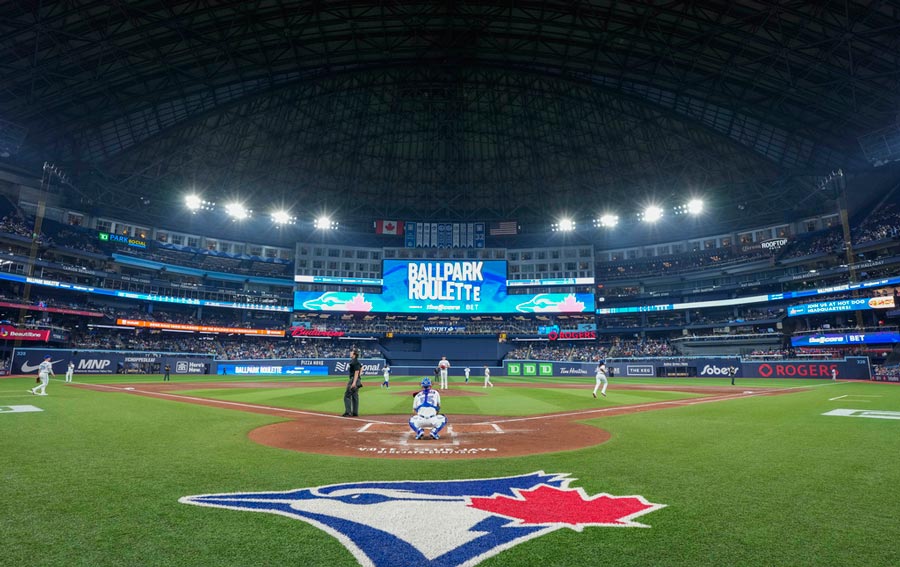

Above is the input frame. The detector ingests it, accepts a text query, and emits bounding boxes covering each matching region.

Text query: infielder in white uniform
[65,361,74,382]
[483,365,493,388]
[593,361,608,398]
[438,356,450,389]
[30,355,55,396]
[381,366,390,388]
[464,366,470,384]
[409,377,447,440]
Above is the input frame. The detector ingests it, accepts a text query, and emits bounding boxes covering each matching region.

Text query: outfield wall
[11,348,213,375]
[10,348,872,380]
[605,356,872,380]
[214,358,385,376]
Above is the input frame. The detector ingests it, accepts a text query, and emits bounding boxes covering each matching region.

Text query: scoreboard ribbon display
[294,260,593,313]
[116,319,285,336]
[787,296,895,316]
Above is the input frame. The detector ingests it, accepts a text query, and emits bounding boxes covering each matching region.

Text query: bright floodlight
[315,216,335,229]
[642,205,663,223]
[185,194,202,211]
[558,218,575,231]
[271,210,294,225]
[687,198,704,215]
[225,202,250,220]
[599,214,618,227]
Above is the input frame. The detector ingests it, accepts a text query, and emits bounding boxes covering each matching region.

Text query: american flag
[489,221,518,236]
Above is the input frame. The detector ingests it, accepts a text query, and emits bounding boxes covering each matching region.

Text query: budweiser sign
[290,327,346,337]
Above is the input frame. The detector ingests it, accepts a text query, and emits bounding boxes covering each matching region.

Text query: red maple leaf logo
[384,222,395,231]
[467,485,664,529]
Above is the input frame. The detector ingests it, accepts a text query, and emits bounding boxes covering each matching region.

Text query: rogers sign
[756,362,837,378]
[546,330,597,341]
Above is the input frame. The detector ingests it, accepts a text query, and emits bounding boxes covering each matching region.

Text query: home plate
[364,423,501,434]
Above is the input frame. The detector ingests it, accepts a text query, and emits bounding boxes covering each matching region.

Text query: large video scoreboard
[294,260,594,313]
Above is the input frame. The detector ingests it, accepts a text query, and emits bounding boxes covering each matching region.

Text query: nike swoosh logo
[21,360,62,373]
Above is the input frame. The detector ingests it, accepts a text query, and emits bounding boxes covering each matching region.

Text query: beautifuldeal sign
[0,325,50,341]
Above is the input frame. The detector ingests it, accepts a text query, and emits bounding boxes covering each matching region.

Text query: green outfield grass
[1,375,898,566]
[174,382,704,416]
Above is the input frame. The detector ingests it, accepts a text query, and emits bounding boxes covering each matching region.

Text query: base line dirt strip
[74,382,800,460]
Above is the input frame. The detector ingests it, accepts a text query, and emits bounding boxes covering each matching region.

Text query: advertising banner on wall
[213,358,385,376]
[0,325,50,341]
[787,296,895,316]
[11,349,213,375]
[116,319,285,336]
[741,357,871,379]
[602,356,871,380]
[791,332,900,346]
[605,357,743,378]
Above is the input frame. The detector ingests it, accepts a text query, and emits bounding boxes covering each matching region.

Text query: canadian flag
[375,220,404,235]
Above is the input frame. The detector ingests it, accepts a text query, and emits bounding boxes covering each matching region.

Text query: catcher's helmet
[421,377,432,388]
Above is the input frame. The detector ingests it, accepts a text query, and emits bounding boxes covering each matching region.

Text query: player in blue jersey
[409,377,447,440]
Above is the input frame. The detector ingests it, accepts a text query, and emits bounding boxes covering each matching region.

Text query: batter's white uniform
[593,363,608,398]
[65,362,74,382]
[484,367,493,388]
[438,357,450,389]
[409,388,447,439]
[31,360,54,395]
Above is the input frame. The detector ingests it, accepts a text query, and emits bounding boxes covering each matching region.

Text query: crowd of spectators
[780,228,844,259]
[504,337,673,361]
[746,348,795,359]
[872,364,900,382]
[118,247,293,279]
[0,214,45,242]
[505,343,608,362]
[853,203,900,245]
[67,328,379,360]
[595,248,769,281]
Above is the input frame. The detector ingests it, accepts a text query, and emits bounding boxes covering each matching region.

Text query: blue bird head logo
[180,471,664,567]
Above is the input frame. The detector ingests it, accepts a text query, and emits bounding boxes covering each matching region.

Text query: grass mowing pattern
[175,382,703,416]
[1,376,898,566]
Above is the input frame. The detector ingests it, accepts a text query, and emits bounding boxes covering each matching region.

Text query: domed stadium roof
[1,1,898,230]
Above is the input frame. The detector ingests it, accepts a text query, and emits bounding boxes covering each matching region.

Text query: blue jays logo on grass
[180,471,665,567]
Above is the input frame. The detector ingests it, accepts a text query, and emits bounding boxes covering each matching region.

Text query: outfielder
[381,366,390,388]
[592,361,608,398]
[65,361,74,383]
[464,366,470,384]
[409,377,447,440]
[30,355,54,396]
[483,365,493,388]
[831,368,838,381]
[438,356,450,389]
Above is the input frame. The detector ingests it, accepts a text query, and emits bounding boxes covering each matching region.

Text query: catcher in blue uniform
[409,377,447,440]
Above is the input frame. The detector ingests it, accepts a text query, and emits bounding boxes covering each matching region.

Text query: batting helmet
[421,377,432,388]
